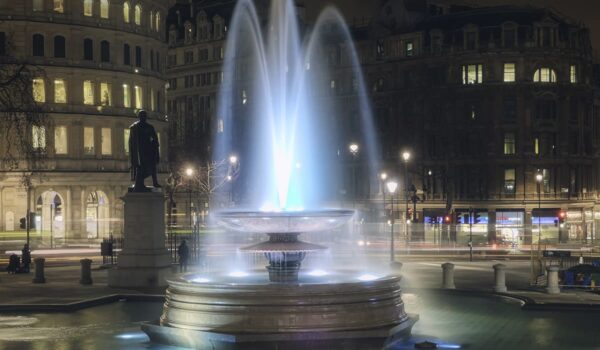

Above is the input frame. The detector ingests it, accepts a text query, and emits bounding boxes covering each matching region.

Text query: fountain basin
[144,272,416,349]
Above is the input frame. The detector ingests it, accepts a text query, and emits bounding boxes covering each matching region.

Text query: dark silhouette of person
[129,110,161,192]
[21,244,31,273]
[178,240,190,273]
[7,254,20,274]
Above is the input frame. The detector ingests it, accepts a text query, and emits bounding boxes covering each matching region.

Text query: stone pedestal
[441,262,455,289]
[108,191,171,288]
[32,258,45,284]
[80,258,93,285]
[493,263,507,293]
[546,265,560,294]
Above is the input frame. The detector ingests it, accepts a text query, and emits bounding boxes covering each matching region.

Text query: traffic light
[19,217,26,229]
[558,210,566,226]
[474,211,481,224]
[444,215,451,224]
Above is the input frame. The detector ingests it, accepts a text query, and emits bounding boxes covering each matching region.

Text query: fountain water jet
[142,0,416,348]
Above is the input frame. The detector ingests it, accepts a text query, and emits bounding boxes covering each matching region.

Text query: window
[135,46,141,67]
[539,169,551,193]
[184,51,194,64]
[504,168,516,194]
[534,137,539,155]
[570,65,577,83]
[123,84,131,107]
[100,82,111,106]
[134,85,142,109]
[0,32,6,56]
[83,38,93,60]
[32,34,44,57]
[101,128,111,155]
[533,68,557,83]
[53,35,66,58]
[83,80,94,105]
[33,0,44,11]
[123,129,130,154]
[32,126,46,150]
[461,64,483,84]
[53,0,64,13]
[54,79,67,103]
[100,40,110,62]
[134,4,142,25]
[405,41,413,57]
[123,43,130,65]
[83,127,94,155]
[100,0,109,18]
[32,78,45,102]
[150,88,155,111]
[54,126,67,154]
[149,11,154,30]
[503,63,515,82]
[502,95,517,120]
[155,12,160,31]
[83,0,93,16]
[155,52,160,71]
[465,31,477,50]
[123,2,130,23]
[503,132,516,155]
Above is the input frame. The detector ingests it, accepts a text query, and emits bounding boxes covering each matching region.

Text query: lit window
[123,129,130,154]
[155,12,160,32]
[123,2,130,23]
[83,80,94,105]
[123,84,131,107]
[503,132,516,155]
[100,82,111,106]
[150,88,155,111]
[83,0,93,16]
[54,126,67,154]
[54,79,67,103]
[33,0,44,11]
[32,78,45,103]
[504,168,516,194]
[53,0,64,13]
[100,0,109,19]
[405,41,413,57]
[534,137,539,155]
[101,127,112,155]
[32,125,46,150]
[570,65,577,83]
[83,127,94,155]
[533,68,557,83]
[461,64,483,84]
[134,85,143,109]
[503,63,516,82]
[134,4,142,25]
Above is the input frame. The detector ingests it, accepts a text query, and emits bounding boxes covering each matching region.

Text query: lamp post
[228,155,238,205]
[349,143,359,208]
[185,167,194,231]
[402,151,411,252]
[536,172,543,256]
[386,181,398,263]
[380,172,388,234]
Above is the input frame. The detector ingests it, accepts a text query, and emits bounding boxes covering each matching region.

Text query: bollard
[441,262,455,289]
[546,265,560,294]
[493,263,507,293]
[32,258,46,284]
[80,258,93,285]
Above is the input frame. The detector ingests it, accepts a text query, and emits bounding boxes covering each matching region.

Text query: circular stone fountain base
[142,274,417,349]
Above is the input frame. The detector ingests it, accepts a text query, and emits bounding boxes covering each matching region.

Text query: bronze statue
[129,110,161,192]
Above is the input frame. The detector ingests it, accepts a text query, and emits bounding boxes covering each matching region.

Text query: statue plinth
[108,191,171,288]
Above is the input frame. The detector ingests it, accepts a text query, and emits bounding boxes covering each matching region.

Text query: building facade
[0,0,173,245]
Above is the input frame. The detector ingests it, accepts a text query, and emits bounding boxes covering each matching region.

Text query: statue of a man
[129,110,161,192]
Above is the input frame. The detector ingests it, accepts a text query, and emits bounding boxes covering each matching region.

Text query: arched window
[83,38,94,60]
[123,43,130,65]
[54,35,66,58]
[100,0,109,19]
[149,11,154,31]
[100,40,110,62]
[83,0,93,16]
[533,68,557,83]
[155,12,160,32]
[134,4,142,25]
[123,1,130,23]
[32,34,44,57]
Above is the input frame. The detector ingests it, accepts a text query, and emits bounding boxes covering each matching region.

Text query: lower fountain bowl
[143,272,416,349]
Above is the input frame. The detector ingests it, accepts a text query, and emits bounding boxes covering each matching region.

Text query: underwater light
[190,277,211,283]
[116,332,148,340]
[229,271,249,278]
[357,274,379,281]
[308,269,328,277]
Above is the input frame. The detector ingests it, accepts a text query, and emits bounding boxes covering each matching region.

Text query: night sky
[304,0,600,52]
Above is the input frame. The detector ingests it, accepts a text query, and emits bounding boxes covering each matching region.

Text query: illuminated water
[0,293,598,349]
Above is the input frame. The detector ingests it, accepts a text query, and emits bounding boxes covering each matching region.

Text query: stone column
[442,262,455,289]
[32,258,45,283]
[493,263,507,293]
[80,258,93,285]
[546,265,560,294]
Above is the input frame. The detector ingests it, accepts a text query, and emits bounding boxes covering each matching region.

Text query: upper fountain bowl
[213,209,355,233]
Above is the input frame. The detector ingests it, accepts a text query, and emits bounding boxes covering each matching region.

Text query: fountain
[142,0,416,348]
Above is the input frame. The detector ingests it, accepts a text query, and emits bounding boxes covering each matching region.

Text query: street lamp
[380,172,388,232]
[401,151,411,252]
[349,143,359,207]
[536,172,543,255]
[185,167,194,230]
[229,155,238,165]
[386,181,398,264]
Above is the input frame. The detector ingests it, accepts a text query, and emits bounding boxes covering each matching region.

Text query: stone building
[0,0,173,245]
